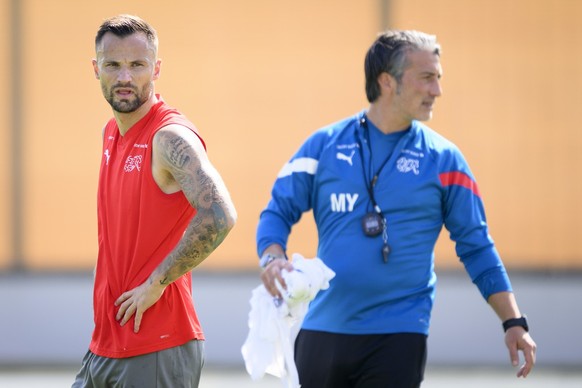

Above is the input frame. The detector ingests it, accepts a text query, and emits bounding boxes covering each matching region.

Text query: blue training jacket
[256,111,512,335]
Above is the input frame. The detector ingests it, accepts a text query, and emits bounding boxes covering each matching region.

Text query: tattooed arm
[150,124,237,281]
[115,124,237,333]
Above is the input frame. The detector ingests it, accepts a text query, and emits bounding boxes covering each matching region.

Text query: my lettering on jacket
[330,193,359,212]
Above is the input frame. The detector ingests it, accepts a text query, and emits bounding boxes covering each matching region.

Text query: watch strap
[502,316,529,332]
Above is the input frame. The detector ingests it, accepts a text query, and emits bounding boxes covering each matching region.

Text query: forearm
[257,210,293,257]
[149,202,236,287]
[488,291,522,321]
[261,243,286,257]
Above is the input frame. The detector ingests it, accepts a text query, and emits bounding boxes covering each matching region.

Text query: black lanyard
[357,116,392,215]
[357,115,391,262]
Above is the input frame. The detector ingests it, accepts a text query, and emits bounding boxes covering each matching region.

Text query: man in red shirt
[73,14,237,388]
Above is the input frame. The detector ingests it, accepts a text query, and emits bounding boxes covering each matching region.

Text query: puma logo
[336,150,355,166]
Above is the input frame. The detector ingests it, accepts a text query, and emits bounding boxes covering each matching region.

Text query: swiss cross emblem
[124,155,143,172]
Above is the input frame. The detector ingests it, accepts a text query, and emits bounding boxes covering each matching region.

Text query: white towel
[241,254,335,388]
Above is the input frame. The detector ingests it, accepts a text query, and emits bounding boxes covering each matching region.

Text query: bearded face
[93,32,160,114]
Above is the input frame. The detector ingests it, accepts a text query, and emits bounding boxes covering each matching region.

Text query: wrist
[259,252,287,268]
[502,315,529,332]
[149,274,172,289]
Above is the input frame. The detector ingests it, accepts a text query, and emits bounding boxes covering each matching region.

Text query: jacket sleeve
[439,146,513,300]
[256,131,325,257]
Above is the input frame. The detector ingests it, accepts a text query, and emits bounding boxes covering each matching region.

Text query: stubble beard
[104,83,152,114]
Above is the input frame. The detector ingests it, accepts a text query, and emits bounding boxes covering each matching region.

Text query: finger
[260,266,283,297]
[283,261,294,272]
[120,303,137,326]
[519,347,535,378]
[517,366,524,378]
[116,300,129,321]
[517,359,532,378]
[274,279,288,300]
[134,309,143,333]
[274,271,287,291]
[510,350,519,368]
[259,268,271,285]
[273,261,295,297]
[267,281,281,298]
[507,341,519,367]
[523,341,536,365]
[114,292,130,307]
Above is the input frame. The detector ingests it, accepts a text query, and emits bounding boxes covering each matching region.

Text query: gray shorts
[72,340,204,388]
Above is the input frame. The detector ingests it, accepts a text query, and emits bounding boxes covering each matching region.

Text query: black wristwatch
[502,316,529,332]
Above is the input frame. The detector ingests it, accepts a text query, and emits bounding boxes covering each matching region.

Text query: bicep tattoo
[167,136,192,170]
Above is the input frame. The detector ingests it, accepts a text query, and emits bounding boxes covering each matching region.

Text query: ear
[153,59,162,81]
[377,72,397,94]
[92,59,100,79]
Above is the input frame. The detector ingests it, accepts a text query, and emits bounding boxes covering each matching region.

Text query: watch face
[260,254,273,267]
[362,212,383,237]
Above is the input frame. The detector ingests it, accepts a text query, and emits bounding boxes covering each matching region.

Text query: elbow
[225,206,237,233]
[221,202,237,236]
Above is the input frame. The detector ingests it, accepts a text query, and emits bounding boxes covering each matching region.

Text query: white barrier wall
[0,271,579,368]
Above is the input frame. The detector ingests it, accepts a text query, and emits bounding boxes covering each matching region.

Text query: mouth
[114,88,134,98]
[112,84,136,98]
[422,100,434,110]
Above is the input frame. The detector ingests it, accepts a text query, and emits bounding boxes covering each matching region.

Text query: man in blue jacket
[257,30,536,388]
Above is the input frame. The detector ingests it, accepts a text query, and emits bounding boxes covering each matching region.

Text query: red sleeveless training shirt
[90,97,206,358]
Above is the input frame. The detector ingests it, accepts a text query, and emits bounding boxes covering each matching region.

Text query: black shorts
[295,330,427,388]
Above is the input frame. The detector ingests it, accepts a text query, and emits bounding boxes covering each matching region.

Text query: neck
[114,94,158,136]
[366,102,412,134]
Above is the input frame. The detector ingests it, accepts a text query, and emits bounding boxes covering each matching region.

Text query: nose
[432,80,442,97]
[117,67,132,83]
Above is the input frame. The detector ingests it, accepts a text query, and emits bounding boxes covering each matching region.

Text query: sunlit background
[1,0,581,384]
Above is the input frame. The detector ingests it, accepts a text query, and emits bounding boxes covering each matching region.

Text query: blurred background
[0,0,581,384]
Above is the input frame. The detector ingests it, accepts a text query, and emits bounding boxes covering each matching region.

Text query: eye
[423,73,440,82]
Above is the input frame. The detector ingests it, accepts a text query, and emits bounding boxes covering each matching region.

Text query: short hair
[364,30,440,103]
[95,14,158,54]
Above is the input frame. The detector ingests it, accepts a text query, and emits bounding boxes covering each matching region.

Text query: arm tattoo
[152,130,235,285]
[167,137,192,169]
